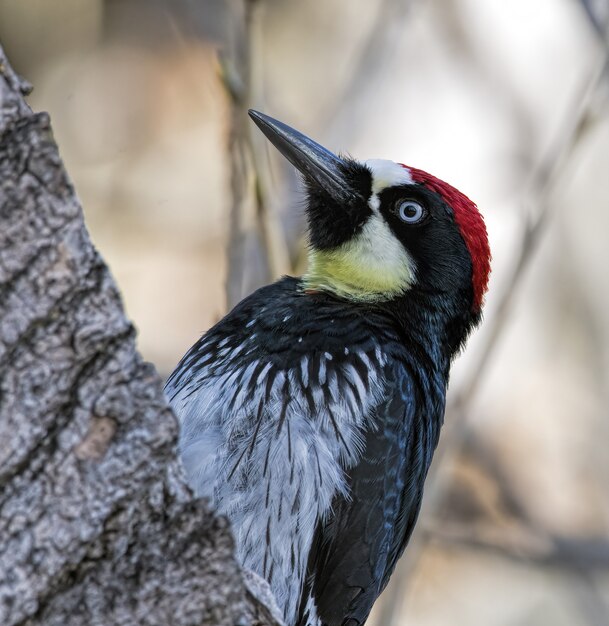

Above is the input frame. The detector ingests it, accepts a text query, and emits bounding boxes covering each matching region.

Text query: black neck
[377,288,479,370]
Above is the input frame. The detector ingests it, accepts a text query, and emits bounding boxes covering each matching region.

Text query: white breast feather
[167,339,387,625]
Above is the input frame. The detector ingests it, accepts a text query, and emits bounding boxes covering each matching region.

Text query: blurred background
[1,0,609,624]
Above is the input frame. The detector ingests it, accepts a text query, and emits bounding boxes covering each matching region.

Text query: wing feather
[300,361,442,626]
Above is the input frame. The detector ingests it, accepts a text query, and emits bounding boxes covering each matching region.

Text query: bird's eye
[397,199,426,224]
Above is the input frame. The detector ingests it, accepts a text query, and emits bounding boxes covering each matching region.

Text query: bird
[165,110,491,626]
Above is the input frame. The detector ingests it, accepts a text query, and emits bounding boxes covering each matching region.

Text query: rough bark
[0,45,280,626]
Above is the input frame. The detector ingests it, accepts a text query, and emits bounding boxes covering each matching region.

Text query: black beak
[248,110,362,205]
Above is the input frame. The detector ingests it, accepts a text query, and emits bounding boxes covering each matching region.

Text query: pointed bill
[248,110,361,204]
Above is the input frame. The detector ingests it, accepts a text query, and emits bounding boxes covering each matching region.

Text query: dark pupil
[404,204,417,218]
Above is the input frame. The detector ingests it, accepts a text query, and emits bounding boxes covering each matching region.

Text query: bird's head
[249,110,491,325]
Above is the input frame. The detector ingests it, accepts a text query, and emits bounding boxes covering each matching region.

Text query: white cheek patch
[353,213,416,286]
[364,159,414,212]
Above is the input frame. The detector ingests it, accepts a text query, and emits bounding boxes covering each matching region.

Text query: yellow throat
[303,214,416,302]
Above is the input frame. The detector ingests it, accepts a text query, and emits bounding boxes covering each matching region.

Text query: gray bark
[0,45,279,626]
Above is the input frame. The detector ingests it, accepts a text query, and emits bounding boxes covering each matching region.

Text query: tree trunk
[0,45,280,626]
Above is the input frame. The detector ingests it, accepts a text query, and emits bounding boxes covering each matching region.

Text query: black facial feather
[376,184,478,355]
[379,185,471,290]
[304,158,372,250]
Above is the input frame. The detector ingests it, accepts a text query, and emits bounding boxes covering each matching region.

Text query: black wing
[299,361,443,626]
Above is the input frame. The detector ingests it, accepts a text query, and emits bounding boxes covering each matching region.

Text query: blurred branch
[425,522,609,571]
[378,47,609,626]
[426,520,609,624]
[451,0,609,416]
[429,519,609,624]
[578,0,609,40]
[456,54,608,409]
[461,429,535,523]
[222,0,263,309]
[221,0,290,310]
[320,0,414,133]
[246,2,292,282]
[570,568,609,626]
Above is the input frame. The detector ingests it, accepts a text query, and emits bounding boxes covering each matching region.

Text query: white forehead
[365,159,413,195]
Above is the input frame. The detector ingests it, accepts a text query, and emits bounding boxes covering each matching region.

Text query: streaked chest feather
[166,332,390,624]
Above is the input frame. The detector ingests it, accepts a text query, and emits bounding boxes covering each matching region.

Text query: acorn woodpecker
[165,111,491,626]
